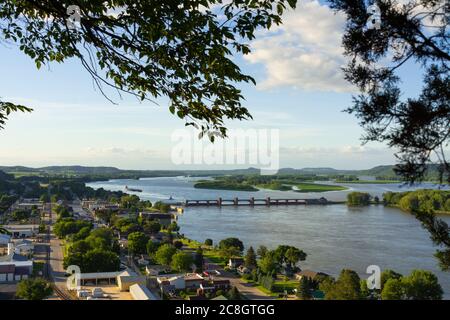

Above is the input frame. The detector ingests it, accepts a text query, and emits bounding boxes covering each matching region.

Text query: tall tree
[402,269,443,300]
[16,278,53,300]
[171,251,194,272]
[381,269,443,300]
[258,251,278,276]
[155,244,177,266]
[0,0,297,136]
[297,277,312,300]
[257,245,269,259]
[322,269,363,300]
[381,278,404,300]
[83,249,120,272]
[219,237,244,252]
[127,231,149,255]
[244,246,257,269]
[327,0,449,184]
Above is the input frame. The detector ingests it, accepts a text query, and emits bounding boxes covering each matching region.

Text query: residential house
[157,274,185,291]
[197,279,231,296]
[228,257,244,269]
[295,270,329,281]
[145,265,170,276]
[237,265,250,275]
[184,273,204,289]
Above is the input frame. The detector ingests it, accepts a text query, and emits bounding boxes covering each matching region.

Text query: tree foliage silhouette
[328,0,449,184]
[0,0,296,137]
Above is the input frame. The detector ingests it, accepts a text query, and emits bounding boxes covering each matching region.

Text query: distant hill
[360,165,397,177]
[39,166,123,175]
[0,164,441,180]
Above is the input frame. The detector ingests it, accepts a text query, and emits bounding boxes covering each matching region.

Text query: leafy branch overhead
[0,0,297,136]
[327,0,449,184]
[0,100,33,129]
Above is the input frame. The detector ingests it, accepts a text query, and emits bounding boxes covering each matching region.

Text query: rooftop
[129,284,159,300]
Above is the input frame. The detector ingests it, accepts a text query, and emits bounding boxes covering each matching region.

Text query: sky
[0,0,426,171]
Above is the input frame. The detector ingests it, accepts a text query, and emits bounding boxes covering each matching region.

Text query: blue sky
[0,0,425,170]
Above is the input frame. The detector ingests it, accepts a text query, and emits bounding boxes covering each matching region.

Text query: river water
[87,177,450,298]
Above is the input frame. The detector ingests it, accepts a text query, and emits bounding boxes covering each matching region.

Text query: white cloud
[245,0,353,92]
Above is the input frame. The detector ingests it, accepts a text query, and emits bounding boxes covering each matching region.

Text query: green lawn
[256,183,293,191]
[272,279,299,293]
[294,182,347,193]
[256,285,279,296]
[180,238,228,265]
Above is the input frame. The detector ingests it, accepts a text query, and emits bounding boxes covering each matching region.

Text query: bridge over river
[184,197,343,207]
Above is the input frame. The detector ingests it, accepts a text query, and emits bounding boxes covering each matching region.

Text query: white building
[130,283,159,300]
[15,199,44,211]
[0,250,33,282]
[156,273,204,290]
[4,225,38,238]
[156,274,185,290]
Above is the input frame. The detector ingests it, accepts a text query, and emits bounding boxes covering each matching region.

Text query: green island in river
[194,177,348,193]
[193,180,259,191]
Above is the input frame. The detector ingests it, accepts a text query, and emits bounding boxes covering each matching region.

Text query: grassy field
[294,182,347,193]
[180,238,228,265]
[10,171,45,178]
[272,279,299,293]
[256,183,293,191]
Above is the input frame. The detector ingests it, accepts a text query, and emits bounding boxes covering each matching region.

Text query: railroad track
[52,283,75,300]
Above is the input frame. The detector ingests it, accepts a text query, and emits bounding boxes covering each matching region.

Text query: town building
[14,199,44,211]
[228,257,244,269]
[3,225,38,238]
[197,279,231,295]
[0,257,33,282]
[295,270,329,281]
[156,273,204,292]
[75,270,146,292]
[129,283,159,300]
